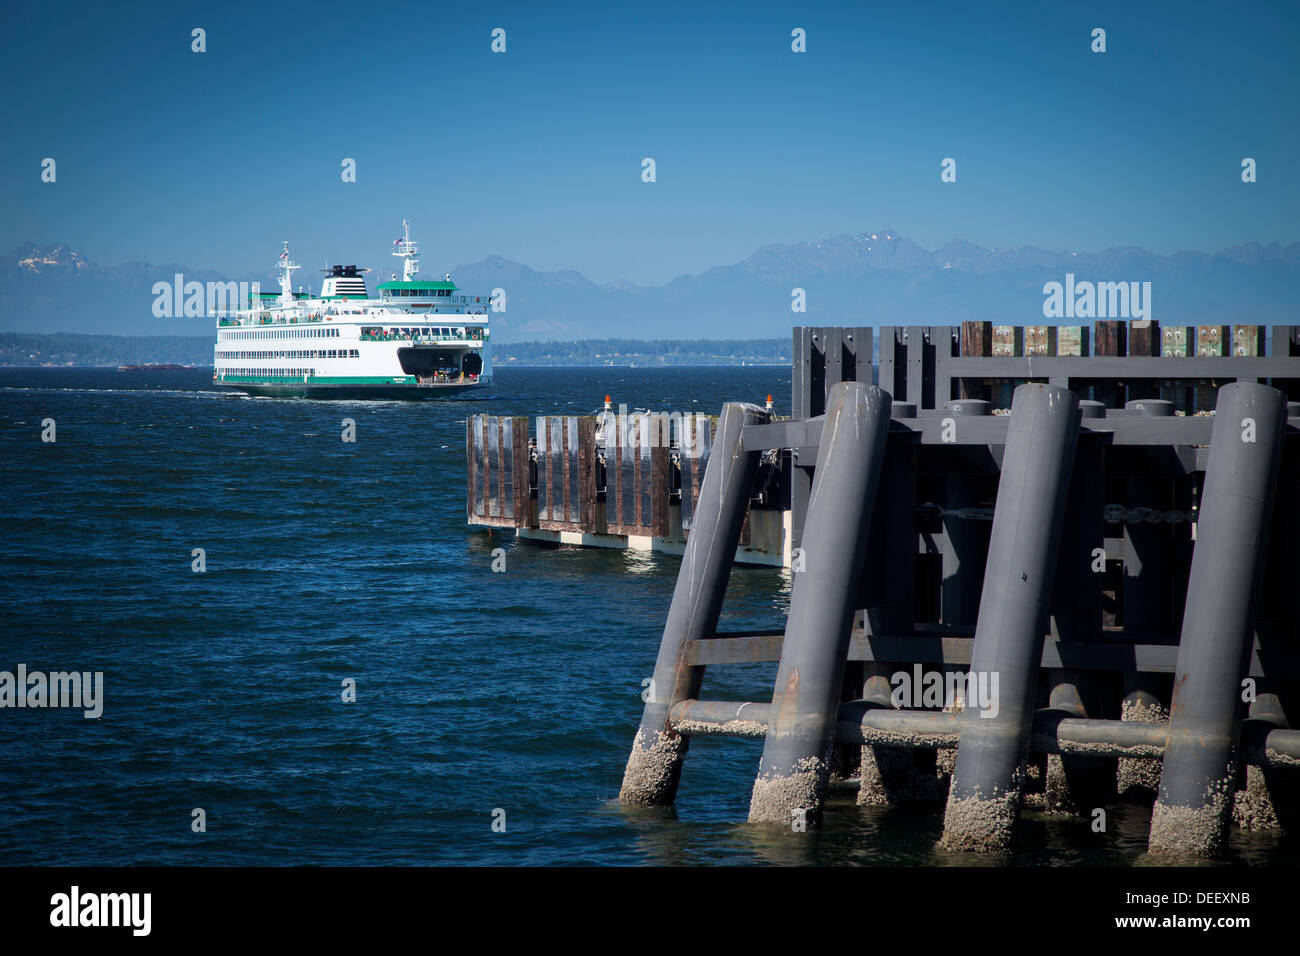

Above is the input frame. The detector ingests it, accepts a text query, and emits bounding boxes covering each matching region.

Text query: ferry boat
[212,220,492,399]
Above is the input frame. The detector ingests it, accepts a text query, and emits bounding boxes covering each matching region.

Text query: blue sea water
[0,367,1292,866]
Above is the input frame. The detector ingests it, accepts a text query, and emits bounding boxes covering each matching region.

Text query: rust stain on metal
[774,667,801,731]
[1168,673,1191,720]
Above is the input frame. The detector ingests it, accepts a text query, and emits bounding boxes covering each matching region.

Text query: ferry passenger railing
[358,329,485,343]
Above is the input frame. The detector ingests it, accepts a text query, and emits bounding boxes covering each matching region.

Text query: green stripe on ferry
[218,375,419,384]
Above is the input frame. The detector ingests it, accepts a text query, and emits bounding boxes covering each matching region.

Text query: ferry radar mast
[393,219,420,282]
[277,241,300,307]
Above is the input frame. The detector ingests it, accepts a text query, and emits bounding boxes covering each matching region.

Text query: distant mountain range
[3,233,1297,342]
[0,332,791,368]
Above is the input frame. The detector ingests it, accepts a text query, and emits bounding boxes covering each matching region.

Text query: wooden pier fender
[677,413,714,537]
[603,410,672,538]
[534,415,598,533]
[466,415,531,528]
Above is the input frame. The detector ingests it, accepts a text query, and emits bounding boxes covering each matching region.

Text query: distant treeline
[0,332,795,368]
[495,338,791,366]
[0,333,213,367]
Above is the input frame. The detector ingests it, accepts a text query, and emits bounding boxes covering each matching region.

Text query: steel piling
[619,401,769,805]
[939,383,1081,851]
[1148,383,1288,855]
[748,381,892,825]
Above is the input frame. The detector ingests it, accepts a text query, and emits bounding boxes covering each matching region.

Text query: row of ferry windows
[225,368,313,377]
[221,327,341,341]
[219,326,468,341]
[389,289,452,296]
[219,349,360,359]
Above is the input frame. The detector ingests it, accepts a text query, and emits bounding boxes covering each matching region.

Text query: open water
[0,367,1291,865]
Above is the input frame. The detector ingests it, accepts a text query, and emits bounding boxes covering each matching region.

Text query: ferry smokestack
[765,394,774,413]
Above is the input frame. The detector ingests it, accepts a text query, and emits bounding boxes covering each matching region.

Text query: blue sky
[3,0,1297,285]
